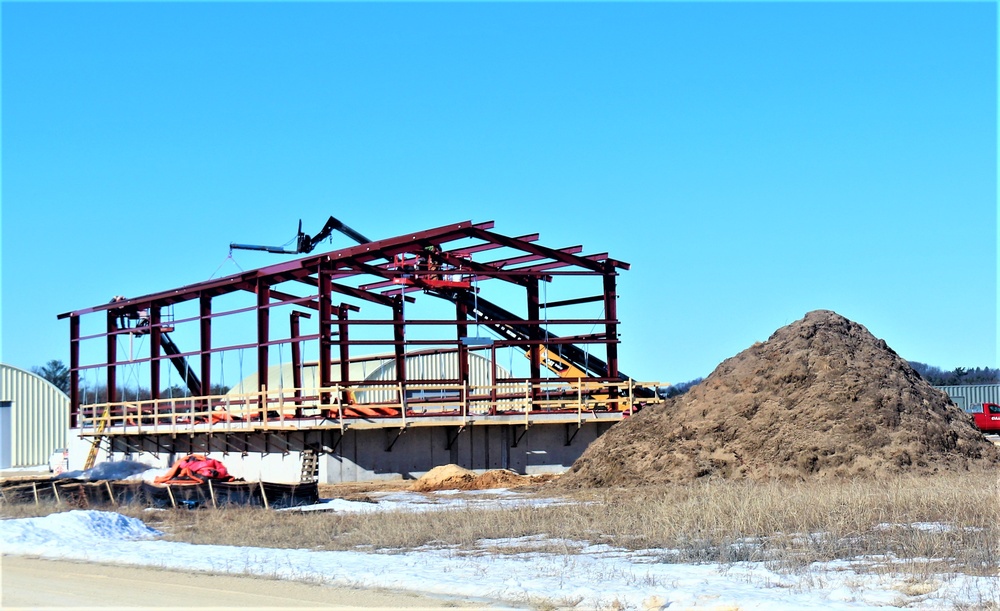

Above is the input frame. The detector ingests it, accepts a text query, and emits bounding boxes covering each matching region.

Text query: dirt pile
[410,464,536,492]
[558,310,1000,487]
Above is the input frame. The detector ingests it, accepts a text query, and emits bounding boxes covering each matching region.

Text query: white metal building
[227,351,512,403]
[0,363,70,468]
[934,384,1000,412]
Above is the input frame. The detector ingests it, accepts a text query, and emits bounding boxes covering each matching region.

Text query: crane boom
[230,216,372,255]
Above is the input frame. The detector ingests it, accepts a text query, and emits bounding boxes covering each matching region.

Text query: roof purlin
[57,220,485,319]
[464,227,627,273]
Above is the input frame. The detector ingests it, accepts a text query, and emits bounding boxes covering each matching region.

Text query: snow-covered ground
[2,490,996,610]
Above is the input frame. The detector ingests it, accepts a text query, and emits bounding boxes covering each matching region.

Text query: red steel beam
[319,270,332,404]
[603,264,619,381]
[290,311,310,413]
[150,307,161,401]
[256,279,270,392]
[69,316,80,427]
[526,279,541,392]
[334,232,543,286]
[267,288,320,311]
[456,299,469,385]
[57,220,492,319]
[337,304,352,404]
[393,302,406,384]
[200,295,212,404]
[357,245,583,292]
[106,311,117,405]
[464,227,625,273]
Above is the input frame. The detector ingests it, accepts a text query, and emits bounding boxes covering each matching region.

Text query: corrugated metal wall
[355,352,512,404]
[0,364,70,467]
[934,384,1000,412]
[228,352,513,405]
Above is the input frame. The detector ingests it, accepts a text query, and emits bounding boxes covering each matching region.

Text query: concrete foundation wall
[72,421,615,484]
[323,422,614,483]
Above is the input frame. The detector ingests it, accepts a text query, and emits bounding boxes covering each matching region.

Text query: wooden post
[258,481,269,509]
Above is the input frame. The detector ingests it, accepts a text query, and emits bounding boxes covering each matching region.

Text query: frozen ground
[288,488,577,514]
[2,492,996,610]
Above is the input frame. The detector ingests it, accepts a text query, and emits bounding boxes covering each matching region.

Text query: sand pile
[558,310,1000,487]
[411,464,535,492]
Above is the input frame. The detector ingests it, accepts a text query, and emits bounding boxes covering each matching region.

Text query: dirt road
[1,555,490,609]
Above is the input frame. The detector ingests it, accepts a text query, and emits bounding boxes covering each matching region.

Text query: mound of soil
[411,465,536,492]
[411,464,477,492]
[558,310,1000,487]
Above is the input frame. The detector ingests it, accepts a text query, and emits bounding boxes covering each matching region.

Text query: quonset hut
[0,363,69,469]
[58,220,662,483]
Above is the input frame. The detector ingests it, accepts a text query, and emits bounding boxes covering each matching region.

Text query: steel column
[456,300,469,385]
[526,279,541,389]
[70,315,80,428]
[393,301,406,383]
[107,311,118,405]
[290,311,310,412]
[150,307,161,401]
[200,295,212,404]
[602,266,619,380]
[337,305,351,404]
[319,270,332,405]
[256,279,270,392]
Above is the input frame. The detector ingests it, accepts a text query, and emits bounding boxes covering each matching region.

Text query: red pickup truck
[972,403,1000,434]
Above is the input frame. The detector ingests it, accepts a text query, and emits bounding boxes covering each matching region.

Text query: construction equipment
[230,217,372,255]
[389,250,473,289]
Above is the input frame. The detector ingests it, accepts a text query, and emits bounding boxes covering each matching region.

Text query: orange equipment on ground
[154,454,235,485]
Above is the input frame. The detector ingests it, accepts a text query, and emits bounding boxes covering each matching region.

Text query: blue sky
[2,2,996,387]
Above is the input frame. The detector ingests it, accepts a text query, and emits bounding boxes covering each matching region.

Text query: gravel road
[2,555,489,609]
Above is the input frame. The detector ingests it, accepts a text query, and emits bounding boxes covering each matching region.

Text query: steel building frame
[58,220,660,451]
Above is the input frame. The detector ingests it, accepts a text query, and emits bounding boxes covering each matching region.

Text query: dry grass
[4,473,998,579]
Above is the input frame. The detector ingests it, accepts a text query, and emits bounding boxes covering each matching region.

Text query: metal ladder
[300,449,319,482]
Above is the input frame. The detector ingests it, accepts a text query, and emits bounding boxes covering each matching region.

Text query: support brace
[512,425,529,448]
[565,423,581,447]
[446,425,466,450]
[266,433,292,456]
[385,427,407,452]
[323,430,344,454]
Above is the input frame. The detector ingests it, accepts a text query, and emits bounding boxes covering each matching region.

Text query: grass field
[4,473,997,582]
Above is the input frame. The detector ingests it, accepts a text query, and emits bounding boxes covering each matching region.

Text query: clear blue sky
[2,2,997,386]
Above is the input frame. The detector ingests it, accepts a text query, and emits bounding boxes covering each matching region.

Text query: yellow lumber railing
[75,380,664,436]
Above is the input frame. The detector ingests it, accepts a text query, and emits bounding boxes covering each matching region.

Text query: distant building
[0,363,69,468]
[227,351,511,405]
[934,384,1000,412]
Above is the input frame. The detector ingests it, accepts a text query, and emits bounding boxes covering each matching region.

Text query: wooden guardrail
[76,380,664,435]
